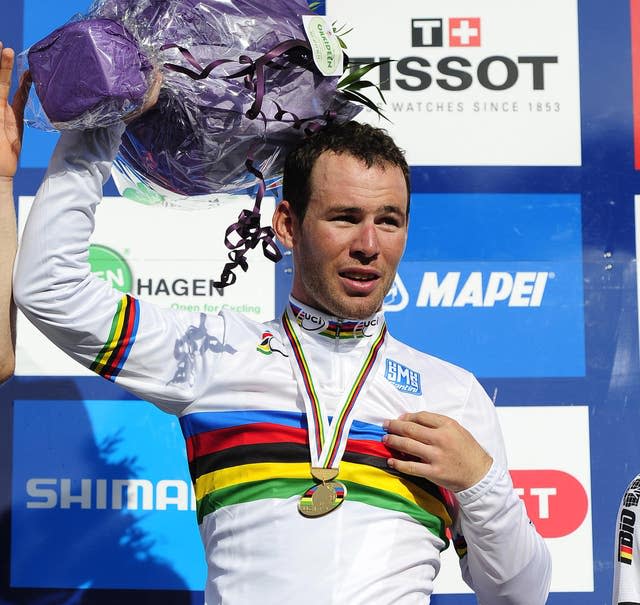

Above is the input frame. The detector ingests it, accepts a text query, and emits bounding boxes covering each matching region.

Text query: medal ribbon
[281,308,387,469]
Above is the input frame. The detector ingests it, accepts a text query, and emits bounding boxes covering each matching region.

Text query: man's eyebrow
[326,205,405,214]
[380,205,405,215]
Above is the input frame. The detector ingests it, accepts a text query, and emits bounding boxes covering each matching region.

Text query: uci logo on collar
[385,359,422,395]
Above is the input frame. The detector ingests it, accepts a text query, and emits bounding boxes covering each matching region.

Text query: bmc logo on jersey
[384,359,422,395]
[412,17,481,48]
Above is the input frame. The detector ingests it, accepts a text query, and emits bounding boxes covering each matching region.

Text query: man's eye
[332,215,357,223]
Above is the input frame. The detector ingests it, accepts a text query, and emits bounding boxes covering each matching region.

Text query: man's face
[275,151,408,319]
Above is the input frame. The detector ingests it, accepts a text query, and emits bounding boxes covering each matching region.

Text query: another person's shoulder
[619,474,640,511]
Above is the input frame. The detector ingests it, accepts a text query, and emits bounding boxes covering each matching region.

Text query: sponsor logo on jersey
[618,508,636,564]
[295,308,328,332]
[384,359,422,395]
[617,478,639,566]
[256,331,286,356]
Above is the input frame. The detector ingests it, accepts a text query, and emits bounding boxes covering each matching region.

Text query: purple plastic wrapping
[22,0,363,200]
[26,18,154,129]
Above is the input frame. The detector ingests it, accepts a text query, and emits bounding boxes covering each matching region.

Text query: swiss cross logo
[411,17,482,48]
[449,18,481,47]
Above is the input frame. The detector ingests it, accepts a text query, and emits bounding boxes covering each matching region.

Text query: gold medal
[298,477,347,517]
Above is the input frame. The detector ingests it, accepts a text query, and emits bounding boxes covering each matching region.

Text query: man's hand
[383,411,493,493]
[0,44,30,181]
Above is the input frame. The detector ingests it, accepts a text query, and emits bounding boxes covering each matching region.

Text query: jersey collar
[287,296,386,340]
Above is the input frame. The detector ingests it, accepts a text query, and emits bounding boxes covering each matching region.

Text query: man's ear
[272,200,298,250]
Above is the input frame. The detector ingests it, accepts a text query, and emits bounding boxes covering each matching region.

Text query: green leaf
[338,59,391,88]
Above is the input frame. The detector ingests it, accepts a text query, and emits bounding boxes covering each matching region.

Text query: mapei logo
[412,18,481,48]
[416,271,551,308]
[384,271,552,310]
[384,359,422,395]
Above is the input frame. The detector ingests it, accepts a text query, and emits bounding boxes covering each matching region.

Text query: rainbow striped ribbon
[281,308,387,470]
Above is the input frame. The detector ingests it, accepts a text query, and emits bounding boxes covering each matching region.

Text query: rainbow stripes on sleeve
[179,409,453,544]
[90,294,140,381]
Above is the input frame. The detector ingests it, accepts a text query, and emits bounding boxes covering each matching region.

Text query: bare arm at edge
[0,44,30,383]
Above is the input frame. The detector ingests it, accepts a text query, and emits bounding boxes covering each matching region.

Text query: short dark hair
[282,121,411,221]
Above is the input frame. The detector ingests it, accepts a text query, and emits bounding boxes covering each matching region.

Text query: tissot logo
[353,15,556,93]
[412,17,481,48]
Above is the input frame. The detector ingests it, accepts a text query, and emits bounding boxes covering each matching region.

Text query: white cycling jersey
[613,474,640,605]
[14,125,551,604]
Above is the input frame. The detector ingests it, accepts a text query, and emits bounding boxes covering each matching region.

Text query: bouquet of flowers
[22,0,384,286]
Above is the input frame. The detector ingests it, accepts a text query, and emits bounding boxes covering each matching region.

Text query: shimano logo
[416,271,550,307]
[25,478,196,511]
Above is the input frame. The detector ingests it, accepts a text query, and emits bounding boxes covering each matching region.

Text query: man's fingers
[0,46,15,104]
[386,457,430,478]
[384,432,431,459]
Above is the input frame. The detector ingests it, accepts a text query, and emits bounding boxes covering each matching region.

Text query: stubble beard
[297,261,393,320]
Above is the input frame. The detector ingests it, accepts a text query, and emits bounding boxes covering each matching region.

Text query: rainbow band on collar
[290,301,373,339]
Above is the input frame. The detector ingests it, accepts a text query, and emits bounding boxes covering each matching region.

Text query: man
[613,474,640,604]
[0,44,29,383]
[13,99,551,600]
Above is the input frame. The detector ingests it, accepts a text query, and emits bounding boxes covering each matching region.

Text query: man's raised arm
[12,75,220,413]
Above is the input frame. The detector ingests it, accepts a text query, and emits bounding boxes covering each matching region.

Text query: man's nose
[352,223,380,258]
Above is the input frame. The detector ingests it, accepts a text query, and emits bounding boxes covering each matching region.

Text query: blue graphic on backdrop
[11,400,206,590]
[21,0,91,168]
[383,193,585,377]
